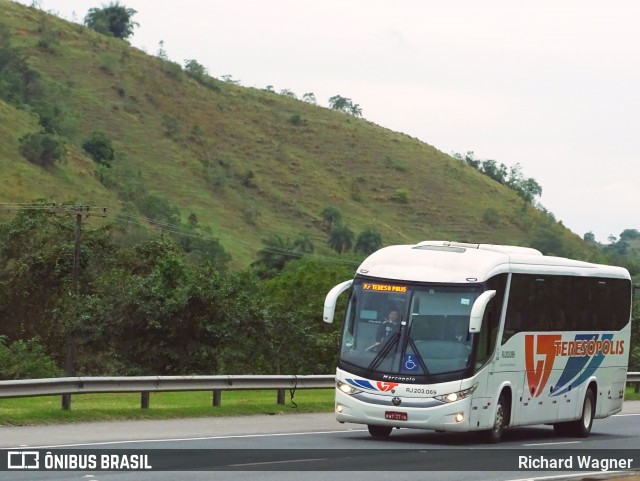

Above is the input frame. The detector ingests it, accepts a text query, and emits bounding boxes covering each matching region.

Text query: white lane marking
[230,458,327,467]
[521,441,582,447]
[507,471,626,481]
[6,428,368,449]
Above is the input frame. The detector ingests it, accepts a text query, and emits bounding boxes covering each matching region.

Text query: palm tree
[320,206,342,233]
[251,235,295,278]
[328,224,354,254]
[355,228,382,255]
[293,233,314,254]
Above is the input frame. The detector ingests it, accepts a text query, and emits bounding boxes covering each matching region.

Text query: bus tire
[367,425,393,438]
[484,393,509,443]
[565,389,595,438]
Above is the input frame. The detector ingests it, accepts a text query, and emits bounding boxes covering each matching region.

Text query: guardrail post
[141,392,150,409]
[61,393,71,411]
[277,389,285,405]
[213,390,221,406]
[635,382,639,394]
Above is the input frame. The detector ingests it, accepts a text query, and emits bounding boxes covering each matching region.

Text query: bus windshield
[340,279,484,381]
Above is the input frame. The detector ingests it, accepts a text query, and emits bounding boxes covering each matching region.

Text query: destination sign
[362,283,407,293]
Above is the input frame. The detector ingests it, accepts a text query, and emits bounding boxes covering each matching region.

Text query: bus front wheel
[484,394,509,443]
[368,425,393,438]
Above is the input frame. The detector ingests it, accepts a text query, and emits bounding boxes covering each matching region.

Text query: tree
[279,88,296,98]
[328,95,362,116]
[184,59,207,79]
[355,228,382,255]
[320,206,342,233]
[251,235,297,279]
[349,103,363,117]
[254,257,354,374]
[292,233,314,254]
[328,224,355,254]
[19,131,64,167]
[84,2,139,40]
[302,92,317,104]
[0,25,43,106]
[620,229,640,241]
[481,159,508,184]
[82,131,115,167]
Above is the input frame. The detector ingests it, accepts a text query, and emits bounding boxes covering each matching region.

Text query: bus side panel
[479,374,514,430]
[595,367,626,418]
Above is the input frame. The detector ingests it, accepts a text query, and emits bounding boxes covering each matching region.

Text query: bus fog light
[336,404,344,413]
[455,413,464,423]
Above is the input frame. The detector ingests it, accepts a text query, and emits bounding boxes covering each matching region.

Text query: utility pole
[48,204,108,410]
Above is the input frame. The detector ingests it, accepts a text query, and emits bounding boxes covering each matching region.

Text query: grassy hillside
[0,0,594,267]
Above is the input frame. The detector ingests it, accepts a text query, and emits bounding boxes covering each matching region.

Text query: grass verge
[0,389,335,426]
[1,386,638,426]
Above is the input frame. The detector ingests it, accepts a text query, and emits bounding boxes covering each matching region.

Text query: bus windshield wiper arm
[366,333,400,374]
[407,338,430,376]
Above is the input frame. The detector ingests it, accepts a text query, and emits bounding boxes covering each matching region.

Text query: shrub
[82,131,115,166]
[289,113,303,126]
[19,131,64,167]
[0,336,61,380]
[391,188,409,204]
[137,194,181,225]
[483,208,500,226]
[161,116,180,137]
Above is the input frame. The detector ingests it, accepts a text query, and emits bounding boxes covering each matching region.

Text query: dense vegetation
[0,207,356,378]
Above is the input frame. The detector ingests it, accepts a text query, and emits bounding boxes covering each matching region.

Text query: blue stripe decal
[552,333,612,396]
[551,334,597,395]
[346,378,375,390]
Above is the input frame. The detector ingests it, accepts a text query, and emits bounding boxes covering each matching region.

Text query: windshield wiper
[366,333,400,375]
[407,337,430,376]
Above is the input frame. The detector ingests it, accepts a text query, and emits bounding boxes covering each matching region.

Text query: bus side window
[475,301,499,371]
[502,311,521,344]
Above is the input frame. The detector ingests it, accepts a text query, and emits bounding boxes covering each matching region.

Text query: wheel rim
[493,404,504,436]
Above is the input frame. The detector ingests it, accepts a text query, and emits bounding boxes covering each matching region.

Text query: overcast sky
[16,0,640,243]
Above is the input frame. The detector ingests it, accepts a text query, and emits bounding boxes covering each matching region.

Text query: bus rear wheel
[554,389,595,438]
[368,425,393,438]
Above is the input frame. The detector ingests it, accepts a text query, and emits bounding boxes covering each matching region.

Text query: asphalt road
[1,402,640,481]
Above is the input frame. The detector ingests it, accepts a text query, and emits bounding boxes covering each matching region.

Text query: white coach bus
[323,241,632,442]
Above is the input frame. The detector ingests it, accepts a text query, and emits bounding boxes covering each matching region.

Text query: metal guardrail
[0,374,335,410]
[629,371,640,393]
[0,373,638,410]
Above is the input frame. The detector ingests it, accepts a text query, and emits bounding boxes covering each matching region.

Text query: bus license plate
[385,411,408,421]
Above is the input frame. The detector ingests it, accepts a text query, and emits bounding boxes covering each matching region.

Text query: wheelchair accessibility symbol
[403,355,418,371]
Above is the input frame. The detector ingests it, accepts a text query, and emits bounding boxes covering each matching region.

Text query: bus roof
[356,240,631,283]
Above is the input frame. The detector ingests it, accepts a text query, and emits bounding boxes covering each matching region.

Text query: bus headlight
[435,384,477,403]
[337,381,362,395]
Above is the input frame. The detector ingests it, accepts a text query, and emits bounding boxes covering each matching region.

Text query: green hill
[0,0,594,267]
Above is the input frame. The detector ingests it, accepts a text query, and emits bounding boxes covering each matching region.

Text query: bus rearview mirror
[469,290,496,333]
[323,280,353,324]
